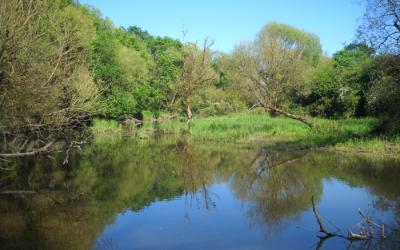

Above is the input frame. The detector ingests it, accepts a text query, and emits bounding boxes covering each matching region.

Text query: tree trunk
[267,106,312,128]
[185,98,193,120]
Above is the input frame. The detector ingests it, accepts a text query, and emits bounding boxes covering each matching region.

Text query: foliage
[261,22,322,66]
[147,36,183,111]
[363,55,400,133]
[364,56,400,116]
[133,83,164,115]
[0,0,99,152]
[232,23,322,126]
[2,0,400,154]
[304,43,373,118]
[102,85,137,118]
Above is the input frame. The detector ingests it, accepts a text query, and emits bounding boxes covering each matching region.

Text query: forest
[0,0,399,155]
[1,1,400,249]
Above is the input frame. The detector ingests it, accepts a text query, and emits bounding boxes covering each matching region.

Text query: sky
[79,0,365,55]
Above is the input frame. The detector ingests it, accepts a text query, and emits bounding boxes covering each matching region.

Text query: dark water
[0,136,400,250]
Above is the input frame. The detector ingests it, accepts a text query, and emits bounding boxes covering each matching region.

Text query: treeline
[0,0,399,153]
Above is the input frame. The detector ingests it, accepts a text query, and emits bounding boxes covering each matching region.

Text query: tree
[357,0,400,54]
[147,37,183,111]
[364,55,400,132]
[303,57,338,117]
[175,39,217,120]
[191,52,245,116]
[233,23,322,127]
[304,43,373,118]
[0,0,99,154]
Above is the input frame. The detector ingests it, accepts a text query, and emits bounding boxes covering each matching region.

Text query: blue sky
[79,0,365,55]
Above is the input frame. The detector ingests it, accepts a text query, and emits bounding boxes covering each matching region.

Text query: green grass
[179,112,309,141]
[159,112,400,155]
[92,112,400,155]
[161,113,374,140]
[334,134,400,155]
[92,119,125,135]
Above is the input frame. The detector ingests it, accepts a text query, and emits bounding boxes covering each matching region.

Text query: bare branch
[0,142,54,158]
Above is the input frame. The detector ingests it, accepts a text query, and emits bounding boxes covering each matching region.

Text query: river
[0,135,399,249]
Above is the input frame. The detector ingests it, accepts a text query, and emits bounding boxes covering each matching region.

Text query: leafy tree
[0,0,99,153]
[233,23,322,127]
[101,25,184,116]
[333,43,374,116]
[102,85,136,118]
[116,45,150,86]
[148,37,183,111]
[89,12,122,90]
[115,27,148,53]
[87,9,159,118]
[304,57,338,117]
[213,52,232,90]
[304,43,373,118]
[364,55,400,132]
[127,26,153,43]
[262,22,322,66]
[134,84,164,115]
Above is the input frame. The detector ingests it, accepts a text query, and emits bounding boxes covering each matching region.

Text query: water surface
[1,136,399,249]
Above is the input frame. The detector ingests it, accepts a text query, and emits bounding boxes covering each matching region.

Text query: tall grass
[92,119,125,135]
[160,112,378,142]
[93,112,399,155]
[187,112,309,142]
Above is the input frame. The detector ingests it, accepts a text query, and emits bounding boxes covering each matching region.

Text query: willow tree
[0,0,99,155]
[233,23,322,127]
[176,39,217,120]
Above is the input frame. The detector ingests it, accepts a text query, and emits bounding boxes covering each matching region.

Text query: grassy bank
[92,111,400,156]
[92,119,126,135]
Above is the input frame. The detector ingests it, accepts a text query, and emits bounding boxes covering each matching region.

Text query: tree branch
[0,142,54,158]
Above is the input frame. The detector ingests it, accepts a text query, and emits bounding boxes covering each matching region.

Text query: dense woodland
[0,0,399,154]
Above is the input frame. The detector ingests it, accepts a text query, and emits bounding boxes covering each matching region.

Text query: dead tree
[311,196,387,242]
[176,38,217,120]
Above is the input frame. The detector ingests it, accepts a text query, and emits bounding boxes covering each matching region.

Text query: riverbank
[93,111,400,156]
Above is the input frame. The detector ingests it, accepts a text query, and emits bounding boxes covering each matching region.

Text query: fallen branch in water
[311,196,338,236]
[63,140,88,165]
[311,195,386,242]
[0,142,54,158]
[0,190,37,195]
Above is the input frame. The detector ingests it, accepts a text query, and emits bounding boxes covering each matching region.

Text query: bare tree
[175,39,217,120]
[357,0,400,54]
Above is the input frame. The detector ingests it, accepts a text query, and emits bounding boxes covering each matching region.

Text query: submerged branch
[311,196,338,236]
[311,195,388,243]
[0,142,54,158]
[0,190,37,195]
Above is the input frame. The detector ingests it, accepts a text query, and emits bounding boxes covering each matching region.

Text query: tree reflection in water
[0,136,399,249]
[230,147,321,236]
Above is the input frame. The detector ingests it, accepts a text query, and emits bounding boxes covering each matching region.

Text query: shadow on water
[0,135,400,249]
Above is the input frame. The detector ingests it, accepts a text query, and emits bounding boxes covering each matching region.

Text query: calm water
[0,136,400,250]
